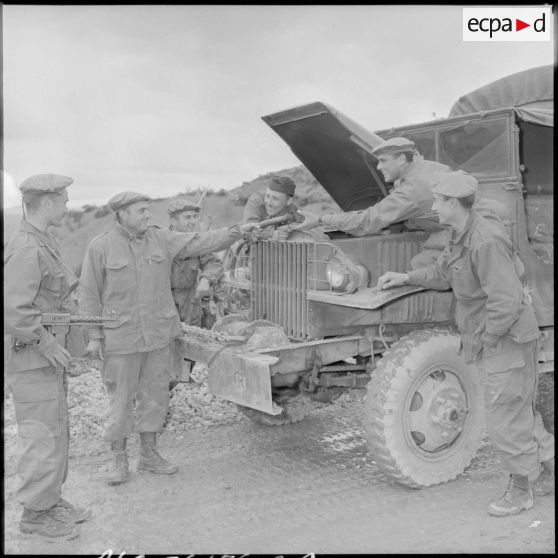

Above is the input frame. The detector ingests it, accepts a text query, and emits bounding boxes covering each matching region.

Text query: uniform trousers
[7,366,69,511]
[101,345,171,441]
[480,339,554,480]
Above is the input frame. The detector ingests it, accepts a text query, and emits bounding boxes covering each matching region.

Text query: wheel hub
[407,370,469,452]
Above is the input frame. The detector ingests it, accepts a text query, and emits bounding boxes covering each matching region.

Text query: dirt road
[3,375,554,555]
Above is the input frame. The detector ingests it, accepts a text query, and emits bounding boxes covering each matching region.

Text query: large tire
[364,329,485,488]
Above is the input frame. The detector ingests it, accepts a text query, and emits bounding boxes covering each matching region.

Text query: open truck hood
[262,102,390,211]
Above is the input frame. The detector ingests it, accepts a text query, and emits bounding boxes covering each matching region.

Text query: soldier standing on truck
[167,198,224,387]
[377,170,554,517]
[243,175,304,240]
[4,174,92,540]
[78,191,259,486]
[293,137,451,268]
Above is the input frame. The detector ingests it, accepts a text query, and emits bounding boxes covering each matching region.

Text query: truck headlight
[326,264,350,290]
[309,242,369,294]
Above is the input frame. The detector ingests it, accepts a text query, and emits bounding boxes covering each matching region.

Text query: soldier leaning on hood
[4,174,93,541]
[378,170,554,518]
[77,191,259,487]
[292,137,510,268]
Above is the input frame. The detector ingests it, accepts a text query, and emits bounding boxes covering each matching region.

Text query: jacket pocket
[41,268,66,298]
[145,253,166,265]
[8,374,61,439]
[106,260,128,272]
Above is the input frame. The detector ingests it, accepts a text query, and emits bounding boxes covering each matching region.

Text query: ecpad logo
[463,7,552,41]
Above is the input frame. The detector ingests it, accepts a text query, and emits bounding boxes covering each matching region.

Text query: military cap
[371,137,415,157]
[19,174,73,195]
[269,176,296,197]
[107,191,151,212]
[167,199,201,215]
[431,170,478,198]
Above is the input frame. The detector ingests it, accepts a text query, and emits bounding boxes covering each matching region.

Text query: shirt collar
[450,210,476,247]
[114,221,146,242]
[20,219,58,250]
[399,160,416,181]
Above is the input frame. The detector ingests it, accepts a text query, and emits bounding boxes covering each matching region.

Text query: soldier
[167,198,224,387]
[242,175,303,240]
[4,174,91,540]
[78,191,258,486]
[293,137,451,268]
[168,199,224,328]
[377,171,554,517]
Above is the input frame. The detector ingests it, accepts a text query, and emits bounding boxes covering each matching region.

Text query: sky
[2,4,554,209]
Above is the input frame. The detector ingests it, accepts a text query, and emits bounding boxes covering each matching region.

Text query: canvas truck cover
[449,65,553,127]
[262,102,390,212]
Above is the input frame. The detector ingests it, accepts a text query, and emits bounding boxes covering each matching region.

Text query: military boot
[487,474,534,517]
[19,507,80,541]
[532,458,554,497]
[137,432,178,475]
[50,498,93,524]
[107,439,129,486]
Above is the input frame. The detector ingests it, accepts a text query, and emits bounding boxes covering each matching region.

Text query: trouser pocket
[8,368,61,439]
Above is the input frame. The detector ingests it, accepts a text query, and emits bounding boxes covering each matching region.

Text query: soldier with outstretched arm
[4,174,92,540]
[78,191,259,486]
[292,137,451,268]
[377,171,554,517]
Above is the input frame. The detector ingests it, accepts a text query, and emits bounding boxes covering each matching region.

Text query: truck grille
[251,240,309,340]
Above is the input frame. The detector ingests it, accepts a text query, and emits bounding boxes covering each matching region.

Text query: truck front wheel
[364,329,485,487]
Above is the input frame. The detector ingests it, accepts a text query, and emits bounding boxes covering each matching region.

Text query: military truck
[177,65,553,487]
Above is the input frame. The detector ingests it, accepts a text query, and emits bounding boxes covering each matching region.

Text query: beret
[108,191,151,212]
[431,170,478,198]
[19,174,73,195]
[167,199,201,215]
[371,137,415,157]
[269,176,296,197]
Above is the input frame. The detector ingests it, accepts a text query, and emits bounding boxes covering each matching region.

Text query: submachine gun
[40,312,117,373]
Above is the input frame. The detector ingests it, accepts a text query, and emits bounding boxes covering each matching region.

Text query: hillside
[3,165,341,270]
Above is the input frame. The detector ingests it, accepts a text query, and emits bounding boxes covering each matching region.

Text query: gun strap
[28,230,105,313]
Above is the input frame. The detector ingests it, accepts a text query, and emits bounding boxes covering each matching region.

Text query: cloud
[3,5,553,208]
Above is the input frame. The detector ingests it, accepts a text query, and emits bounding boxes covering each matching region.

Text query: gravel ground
[2,360,554,554]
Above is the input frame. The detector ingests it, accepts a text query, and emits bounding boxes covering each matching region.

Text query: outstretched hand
[289,211,321,231]
[239,222,261,235]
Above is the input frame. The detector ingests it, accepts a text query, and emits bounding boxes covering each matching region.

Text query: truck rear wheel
[364,329,485,487]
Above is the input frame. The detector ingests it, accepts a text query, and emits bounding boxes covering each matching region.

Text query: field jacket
[78,222,242,355]
[321,159,451,235]
[407,210,539,362]
[4,220,77,372]
[170,240,224,323]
